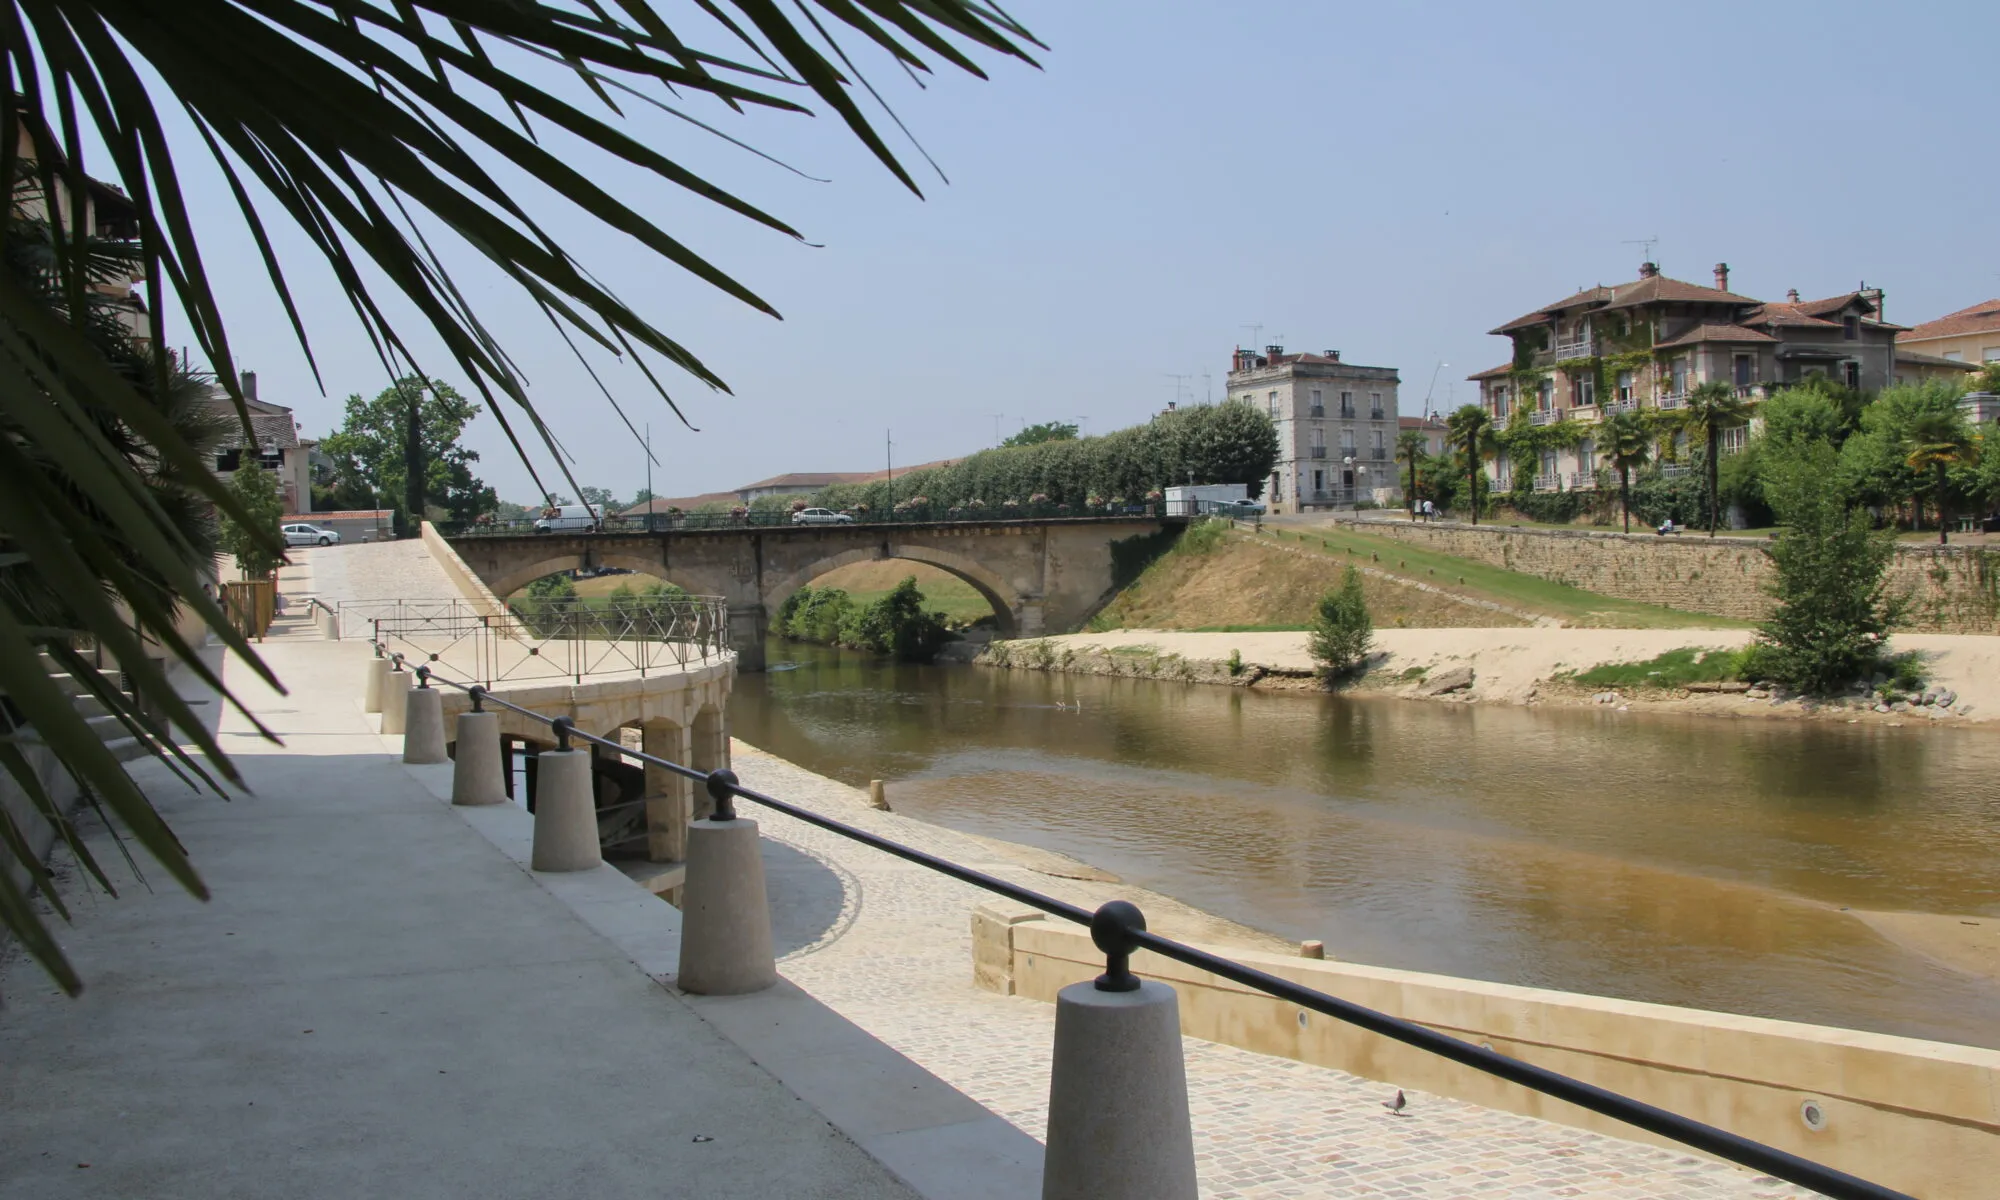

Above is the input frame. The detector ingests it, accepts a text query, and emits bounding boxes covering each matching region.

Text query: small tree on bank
[1309,565,1373,683]
[1754,439,1900,694]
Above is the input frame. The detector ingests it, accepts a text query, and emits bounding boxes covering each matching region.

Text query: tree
[320,377,497,532]
[1754,437,1899,694]
[1445,405,1494,524]
[219,465,286,578]
[0,3,1037,991]
[1838,382,1971,519]
[1308,565,1372,682]
[1162,401,1281,496]
[1682,381,1750,536]
[1602,411,1651,533]
[1902,407,1978,544]
[1396,429,1427,519]
[579,486,624,513]
[849,577,953,661]
[1003,421,1079,448]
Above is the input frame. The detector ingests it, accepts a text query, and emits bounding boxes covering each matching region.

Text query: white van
[533,504,605,534]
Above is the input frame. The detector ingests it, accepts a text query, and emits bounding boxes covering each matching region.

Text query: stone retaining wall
[1343,518,2000,634]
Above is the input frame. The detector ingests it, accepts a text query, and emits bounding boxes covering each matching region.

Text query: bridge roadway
[447,516,1174,670]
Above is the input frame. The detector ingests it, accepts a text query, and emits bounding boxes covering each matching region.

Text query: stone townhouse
[1468,262,1901,491]
[1226,346,1401,510]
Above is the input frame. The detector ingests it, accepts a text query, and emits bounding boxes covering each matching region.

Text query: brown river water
[730,641,2000,1049]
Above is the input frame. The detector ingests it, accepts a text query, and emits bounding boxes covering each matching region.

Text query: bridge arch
[484,551,703,600]
[769,542,1022,636]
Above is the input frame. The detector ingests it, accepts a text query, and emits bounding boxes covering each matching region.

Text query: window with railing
[1339,390,1355,418]
[1369,392,1384,419]
[1492,384,1510,418]
[1576,376,1596,407]
[1268,390,1280,418]
[1720,425,1749,456]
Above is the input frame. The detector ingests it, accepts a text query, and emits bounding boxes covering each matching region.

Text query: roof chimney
[1713,262,1729,292]
[1638,262,1660,279]
[1325,349,1340,362]
[1787,288,1800,303]
[1265,345,1283,361]
[242,370,258,403]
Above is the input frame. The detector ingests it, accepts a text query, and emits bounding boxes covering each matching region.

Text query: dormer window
[1842,316,1859,340]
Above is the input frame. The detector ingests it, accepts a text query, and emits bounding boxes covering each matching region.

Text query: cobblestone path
[735,742,1813,1200]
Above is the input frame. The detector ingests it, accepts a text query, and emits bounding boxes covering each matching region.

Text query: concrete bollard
[364,655,390,713]
[868,779,891,810]
[1042,902,1197,1200]
[677,769,777,995]
[401,685,448,765]
[529,743,601,872]
[1300,939,1326,960]
[451,709,506,806]
[380,668,412,734]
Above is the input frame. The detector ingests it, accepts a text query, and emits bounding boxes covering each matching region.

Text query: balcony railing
[1529,409,1561,426]
[1657,393,1686,410]
[1305,488,1355,505]
[1309,446,1327,459]
[1533,473,1562,492]
[1606,398,1639,414]
[1551,338,1596,361]
[1338,406,1357,419]
[1309,405,1325,417]
[1569,471,1598,490]
[1370,409,1385,420]
[1369,448,1388,461]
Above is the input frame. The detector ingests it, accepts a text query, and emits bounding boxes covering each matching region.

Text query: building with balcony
[1227,345,1400,510]
[204,371,317,515]
[1468,262,1902,490]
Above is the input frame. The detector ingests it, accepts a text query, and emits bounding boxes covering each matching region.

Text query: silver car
[791,507,854,526]
[283,522,340,547]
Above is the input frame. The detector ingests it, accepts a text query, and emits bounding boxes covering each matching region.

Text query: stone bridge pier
[448,517,1170,670]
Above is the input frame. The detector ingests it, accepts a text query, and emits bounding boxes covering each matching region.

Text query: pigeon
[1382,1089,1409,1116]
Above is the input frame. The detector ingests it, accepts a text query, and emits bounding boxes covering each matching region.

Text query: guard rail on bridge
[443,501,1166,537]
[373,596,730,687]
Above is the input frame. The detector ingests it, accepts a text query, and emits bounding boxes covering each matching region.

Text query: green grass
[1564,647,1748,689]
[1189,623,1311,633]
[1254,526,1749,629]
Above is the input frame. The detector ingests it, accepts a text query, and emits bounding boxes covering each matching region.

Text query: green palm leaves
[1445,404,1493,524]
[1682,381,1748,536]
[1602,410,1650,533]
[1902,408,1978,544]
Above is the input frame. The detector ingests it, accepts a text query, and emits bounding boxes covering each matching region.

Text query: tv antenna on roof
[1622,235,1660,264]
[1162,373,1192,408]
[1241,324,1266,349]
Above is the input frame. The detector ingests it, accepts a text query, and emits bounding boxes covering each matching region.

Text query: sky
[157,0,2000,506]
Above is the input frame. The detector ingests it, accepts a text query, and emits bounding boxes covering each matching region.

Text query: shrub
[1226,648,1244,677]
[1308,565,1372,682]
[1174,517,1228,557]
[846,577,953,661]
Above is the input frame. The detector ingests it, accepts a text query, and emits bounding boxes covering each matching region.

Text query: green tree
[579,486,624,513]
[1603,410,1651,534]
[320,377,497,532]
[849,577,953,661]
[1754,437,1900,694]
[1395,429,1427,519]
[1902,407,1978,544]
[1445,405,1494,524]
[1003,421,1079,448]
[1161,401,1281,496]
[218,464,286,578]
[1837,382,1970,519]
[1308,565,1373,682]
[1682,381,1749,536]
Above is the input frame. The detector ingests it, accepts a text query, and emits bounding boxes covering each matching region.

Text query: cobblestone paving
[297,540,465,608]
[734,743,1814,1200]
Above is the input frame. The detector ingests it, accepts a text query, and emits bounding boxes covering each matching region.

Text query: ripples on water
[733,642,2000,1047]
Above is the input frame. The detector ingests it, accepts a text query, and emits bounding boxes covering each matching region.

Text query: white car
[283,522,340,547]
[533,503,606,533]
[1212,498,1266,517]
[790,507,854,526]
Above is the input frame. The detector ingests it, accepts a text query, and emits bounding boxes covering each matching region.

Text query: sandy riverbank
[984,627,2000,724]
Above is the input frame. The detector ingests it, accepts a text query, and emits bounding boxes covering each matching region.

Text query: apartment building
[1226,345,1401,510]
[1468,262,1901,491]
[1897,299,2000,372]
[205,371,317,514]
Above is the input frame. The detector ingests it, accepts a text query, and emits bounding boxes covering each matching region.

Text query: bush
[846,577,952,661]
[1174,517,1228,557]
[1308,565,1372,682]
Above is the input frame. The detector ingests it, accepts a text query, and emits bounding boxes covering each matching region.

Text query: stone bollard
[380,666,413,735]
[364,654,390,713]
[401,673,448,765]
[1042,901,1197,1200]
[530,723,600,872]
[451,696,505,806]
[677,768,777,995]
[868,779,891,810]
[1300,939,1326,960]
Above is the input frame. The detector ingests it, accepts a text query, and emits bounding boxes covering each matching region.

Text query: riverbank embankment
[975,627,2000,724]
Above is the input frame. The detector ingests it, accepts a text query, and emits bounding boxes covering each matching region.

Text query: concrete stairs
[35,651,153,764]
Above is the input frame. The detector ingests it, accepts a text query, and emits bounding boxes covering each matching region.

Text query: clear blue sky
[176,1,2000,505]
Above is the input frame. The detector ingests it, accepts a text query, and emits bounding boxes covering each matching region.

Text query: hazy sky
[170,1,2000,505]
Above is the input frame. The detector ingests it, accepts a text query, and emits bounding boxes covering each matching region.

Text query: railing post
[1042,901,1197,1200]
[529,717,600,872]
[676,768,777,995]
[401,665,448,764]
[449,688,506,805]
[380,657,413,735]
[364,645,390,713]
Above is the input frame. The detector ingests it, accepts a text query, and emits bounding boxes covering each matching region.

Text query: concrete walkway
[0,638,954,1199]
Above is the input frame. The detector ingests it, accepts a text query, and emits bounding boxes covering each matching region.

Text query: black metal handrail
[402,657,1908,1200]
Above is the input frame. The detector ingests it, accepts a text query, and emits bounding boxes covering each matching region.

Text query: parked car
[791,507,854,526]
[1211,498,1266,517]
[283,522,340,547]
[533,503,605,533]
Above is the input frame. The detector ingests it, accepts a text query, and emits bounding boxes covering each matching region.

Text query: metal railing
[1551,338,1596,360]
[1533,473,1563,492]
[402,660,1912,1200]
[1568,471,1598,490]
[1529,409,1561,426]
[446,503,1165,538]
[374,596,730,686]
[1657,393,1687,410]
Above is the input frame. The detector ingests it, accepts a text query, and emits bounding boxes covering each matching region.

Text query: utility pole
[643,422,653,532]
[990,414,1006,447]
[885,429,894,505]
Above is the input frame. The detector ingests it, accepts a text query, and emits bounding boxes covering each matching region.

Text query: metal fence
[442,502,1165,538]
[406,659,1908,1200]
[373,596,731,686]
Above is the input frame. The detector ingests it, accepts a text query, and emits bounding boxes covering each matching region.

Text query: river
[730,640,2000,1049]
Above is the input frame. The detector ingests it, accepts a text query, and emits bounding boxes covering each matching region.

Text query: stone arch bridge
[446,517,1172,670]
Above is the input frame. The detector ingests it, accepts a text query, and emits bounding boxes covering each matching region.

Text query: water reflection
[732,641,2000,1047]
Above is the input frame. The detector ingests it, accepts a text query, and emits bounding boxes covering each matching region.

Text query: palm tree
[1446,404,1494,524]
[1395,428,1427,520]
[1682,381,1750,536]
[0,4,1039,993]
[1602,411,1651,534]
[1903,409,1978,545]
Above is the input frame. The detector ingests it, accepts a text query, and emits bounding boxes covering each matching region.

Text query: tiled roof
[1893,349,1980,371]
[1492,287,1614,334]
[1491,273,1758,335]
[1466,363,1514,381]
[1398,415,1448,429]
[1741,303,1840,329]
[622,491,738,515]
[1901,298,2000,343]
[1656,323,1778,348]
[207,397,300,449]
[734,471,875,491]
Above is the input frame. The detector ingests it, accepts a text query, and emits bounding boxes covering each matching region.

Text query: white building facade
[1225,346,1401,511]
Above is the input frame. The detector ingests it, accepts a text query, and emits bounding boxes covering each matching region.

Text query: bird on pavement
[1383,1089,1409,1116]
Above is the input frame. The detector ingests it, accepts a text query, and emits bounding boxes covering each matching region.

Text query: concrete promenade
[0,636,1014,1199]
